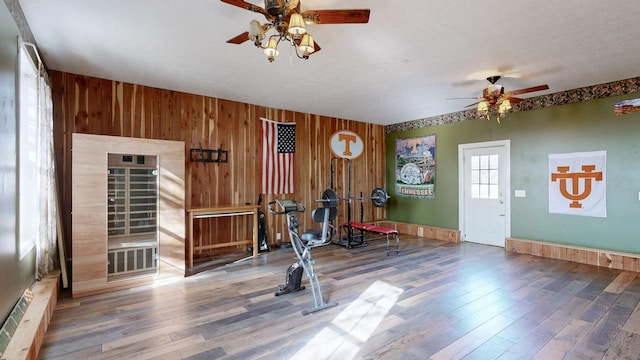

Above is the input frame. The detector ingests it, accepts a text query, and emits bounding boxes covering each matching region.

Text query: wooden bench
[2,270,59,360]
[341,222,400,255]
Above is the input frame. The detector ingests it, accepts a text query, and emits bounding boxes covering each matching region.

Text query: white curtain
[35,74,58,280]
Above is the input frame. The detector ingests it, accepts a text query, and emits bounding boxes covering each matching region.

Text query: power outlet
[276,232,282,241]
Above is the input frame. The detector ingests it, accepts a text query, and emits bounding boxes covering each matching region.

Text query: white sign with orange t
[548,150,606,217]
[329,130,363,160]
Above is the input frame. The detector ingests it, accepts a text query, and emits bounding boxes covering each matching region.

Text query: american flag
[260,118,296,194]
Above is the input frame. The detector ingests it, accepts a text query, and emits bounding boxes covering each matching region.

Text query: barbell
[316,187,390,208]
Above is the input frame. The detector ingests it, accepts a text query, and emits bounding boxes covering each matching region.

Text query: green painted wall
[386,93,640,254]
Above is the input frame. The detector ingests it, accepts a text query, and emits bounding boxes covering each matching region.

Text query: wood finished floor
[39,236,640,360]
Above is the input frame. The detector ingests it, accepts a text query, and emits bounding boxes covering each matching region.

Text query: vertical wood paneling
[64,74,76,257]
[133,84,143,138]
[52,71,387,268]
[142,86,153,139]
[112,82,122,136]
[172,92,182,141]
[159,89,172,140]
[74,76,88,133]
[151,88,161,139]
[122,83,133,137]
[87,78,101,134]
[100,78,112,135]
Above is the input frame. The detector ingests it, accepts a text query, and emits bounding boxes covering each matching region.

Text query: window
[18,41,39,260]
[470,154,499,199]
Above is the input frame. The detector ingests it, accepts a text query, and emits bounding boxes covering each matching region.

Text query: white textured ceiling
[18,0,640,125]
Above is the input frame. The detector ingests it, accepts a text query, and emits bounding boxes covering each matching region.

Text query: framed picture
[395,135,436,198]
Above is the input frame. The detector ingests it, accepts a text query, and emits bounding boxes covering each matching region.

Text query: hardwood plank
[538,296,591,333]
[603,329,640,360]
[462,335,514,360]
[604,271,638,294]
[570,292,640,358]
[622,299,640,334]
[115,334,205,360]
[496,327,556,359]
[430,314,516,360]
[358,313,460,359]
[532,319,593,359]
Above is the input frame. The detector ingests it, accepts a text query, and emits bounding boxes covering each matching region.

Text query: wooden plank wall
[51,71,387,266]
[377,221,461,243]
[506,237,640,272]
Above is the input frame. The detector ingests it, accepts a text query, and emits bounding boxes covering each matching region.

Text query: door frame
[458,140,511,243]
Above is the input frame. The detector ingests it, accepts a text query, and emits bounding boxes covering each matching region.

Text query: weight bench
[341,222,400,255]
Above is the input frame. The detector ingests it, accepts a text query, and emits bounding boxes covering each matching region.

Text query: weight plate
[322,188,339,208]
[371,187,389,207]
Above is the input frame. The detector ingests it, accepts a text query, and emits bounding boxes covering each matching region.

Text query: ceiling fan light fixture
[477,101,489,115]
[287,13,306,37]
[298,33,315,57]
[249,20,264,45]
[222,0,370,63]
[264,37,279,62]
[499,99,512,114]
[453,74,549,123]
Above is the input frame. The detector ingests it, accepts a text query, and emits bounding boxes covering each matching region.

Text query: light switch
[515,190,526,198]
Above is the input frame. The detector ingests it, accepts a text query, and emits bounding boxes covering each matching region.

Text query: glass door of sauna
[107,153,159,280]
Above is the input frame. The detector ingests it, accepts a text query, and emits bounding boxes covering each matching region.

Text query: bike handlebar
[268,199,306,215]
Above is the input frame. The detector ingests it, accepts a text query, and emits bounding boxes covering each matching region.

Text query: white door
[459,141,510,247]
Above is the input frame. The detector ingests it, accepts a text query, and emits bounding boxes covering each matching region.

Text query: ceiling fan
[461,75,550,107]
[221,0,370,62]
[451,75,549,122]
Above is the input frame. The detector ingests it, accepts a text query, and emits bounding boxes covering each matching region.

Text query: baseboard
[1,270,60,360]
[506,237,640,272]
[373,221,460,243]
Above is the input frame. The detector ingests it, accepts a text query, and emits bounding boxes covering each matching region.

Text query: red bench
[342,222,399,255]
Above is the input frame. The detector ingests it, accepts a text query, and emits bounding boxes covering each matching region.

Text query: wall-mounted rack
[189,145,228,163]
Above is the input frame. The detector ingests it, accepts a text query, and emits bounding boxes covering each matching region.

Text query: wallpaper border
[385,77,640,134]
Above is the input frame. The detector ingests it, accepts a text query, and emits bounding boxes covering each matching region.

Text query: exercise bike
[268,198,339,315]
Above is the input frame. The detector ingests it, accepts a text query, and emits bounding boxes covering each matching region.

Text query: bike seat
[300,207,337,247]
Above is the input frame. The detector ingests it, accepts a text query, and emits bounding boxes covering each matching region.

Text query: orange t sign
[338,133,357,157]
[329,130,364,160]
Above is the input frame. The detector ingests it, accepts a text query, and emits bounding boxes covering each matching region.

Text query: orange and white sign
[329,130,363,159]
[549,150,606,217]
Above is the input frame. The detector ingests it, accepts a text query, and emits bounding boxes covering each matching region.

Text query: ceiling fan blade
[301,9,370,24]
[227,32,250,44]
[314,41,321,53]
[220,0,269,17]
[506,97,524,104]
[465,102,480,108]
[508,84,549,96]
